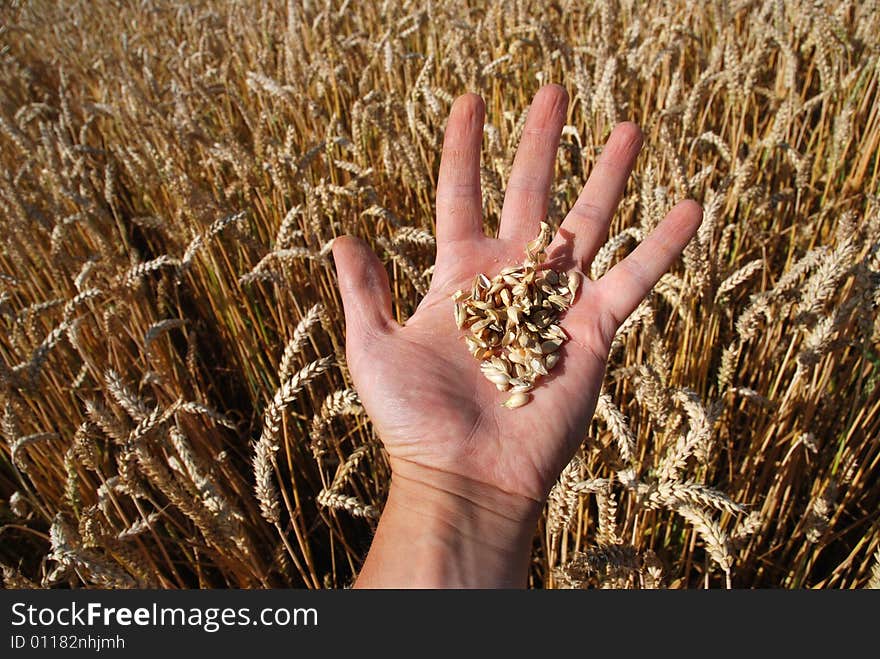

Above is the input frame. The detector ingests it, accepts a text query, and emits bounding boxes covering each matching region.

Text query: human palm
[333,85,701,505]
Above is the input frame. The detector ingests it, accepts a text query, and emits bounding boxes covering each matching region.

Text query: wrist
[354,459,542,588]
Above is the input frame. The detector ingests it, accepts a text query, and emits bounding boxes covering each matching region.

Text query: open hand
[331,85,702,586]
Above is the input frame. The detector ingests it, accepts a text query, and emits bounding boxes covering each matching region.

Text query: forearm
[354,460,542,588]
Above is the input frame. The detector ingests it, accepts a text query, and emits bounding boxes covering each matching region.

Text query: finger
[549,122,643,270]
[597,199,702,330]
[498,84,568,244]
[436,93,485,257]
[331,236,397,346]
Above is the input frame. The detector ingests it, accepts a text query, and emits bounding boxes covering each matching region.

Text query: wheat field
[1,0,878,589]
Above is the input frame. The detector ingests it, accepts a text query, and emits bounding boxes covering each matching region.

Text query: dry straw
[0,0,878,589]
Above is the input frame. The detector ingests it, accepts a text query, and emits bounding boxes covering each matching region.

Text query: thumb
[331,235,397,346]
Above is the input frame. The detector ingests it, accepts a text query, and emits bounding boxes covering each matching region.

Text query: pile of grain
[453,223,580,408]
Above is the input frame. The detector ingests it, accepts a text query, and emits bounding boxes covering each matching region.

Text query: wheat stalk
[3,0,879,590]
[278,303,325,382]
[254,356,333,524]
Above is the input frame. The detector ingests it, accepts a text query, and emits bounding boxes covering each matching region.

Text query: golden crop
[1,0,878,588]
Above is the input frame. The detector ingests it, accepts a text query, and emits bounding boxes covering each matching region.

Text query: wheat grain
[796,235,858,322]
[144,318,186,350]
[238,248,320,285]
[316,490,378,519]
[454,223,580,406]
[804,480,838,544]
[3,0,879,590]
[715,259,764,303]
[278,304,325,382]
[595,393,636,466]
[254,356,333,523]
[377,236,428,296]
[640,549,664,589]
[309,388,363,456]
[47,513,137,588]
[546,456,583,537]
[595,484,621,546]
[868,550,880,589]
[676,505,733,583]
[178,401,237,429]
[104,369,150,421]
[638,479,745,515]
[731,510,762,547]
[11,432,60,472]
[9,490,29,518]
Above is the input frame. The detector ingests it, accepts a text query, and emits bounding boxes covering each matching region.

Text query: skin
[331,85,703,588]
